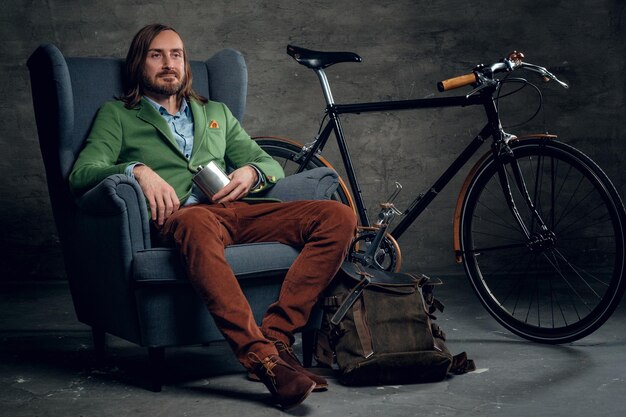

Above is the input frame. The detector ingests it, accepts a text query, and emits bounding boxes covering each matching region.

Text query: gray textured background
[1,0,624,281]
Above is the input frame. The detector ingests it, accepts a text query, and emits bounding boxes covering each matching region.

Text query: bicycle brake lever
[465,84,487,99]
[522,63,569,89]
[545,71,569,89]
[465,75,497,99]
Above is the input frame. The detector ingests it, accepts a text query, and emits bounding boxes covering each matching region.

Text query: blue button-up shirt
[145,97,195,160]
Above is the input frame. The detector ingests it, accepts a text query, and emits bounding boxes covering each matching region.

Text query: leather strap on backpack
[352,297,374,358]
[330,274,371,325]
[450,352,476,374]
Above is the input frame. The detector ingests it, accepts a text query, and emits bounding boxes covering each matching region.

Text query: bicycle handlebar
[437,51,568,92]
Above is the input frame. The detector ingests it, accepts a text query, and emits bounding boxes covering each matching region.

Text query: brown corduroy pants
[157,200,357,369]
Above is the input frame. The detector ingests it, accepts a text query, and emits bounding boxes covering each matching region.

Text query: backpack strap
[431,323,447,341]
[450,352,477,374]
[330,273,371,325]
[352,297,374,358]
[421,276,445,314]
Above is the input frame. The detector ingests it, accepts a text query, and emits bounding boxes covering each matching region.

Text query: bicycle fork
[483,85,554,251]
[493,139,555,250]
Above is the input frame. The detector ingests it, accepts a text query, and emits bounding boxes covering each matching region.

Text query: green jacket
[69,98,284,203]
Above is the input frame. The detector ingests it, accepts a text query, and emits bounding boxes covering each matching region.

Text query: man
[69,24,356,409]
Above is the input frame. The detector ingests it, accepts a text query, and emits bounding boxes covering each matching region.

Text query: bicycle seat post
[314,69,335,107]
[286,45,361,107]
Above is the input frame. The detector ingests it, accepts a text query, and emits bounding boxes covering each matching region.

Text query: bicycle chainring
[347,230,401,272]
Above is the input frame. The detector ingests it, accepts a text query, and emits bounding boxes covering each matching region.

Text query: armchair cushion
[133,244,300,285]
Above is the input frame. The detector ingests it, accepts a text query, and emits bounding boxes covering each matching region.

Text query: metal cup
[192,161,231,198]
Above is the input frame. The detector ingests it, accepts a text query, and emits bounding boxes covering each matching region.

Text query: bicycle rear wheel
[459,138,626,343]
[253,136,353,208]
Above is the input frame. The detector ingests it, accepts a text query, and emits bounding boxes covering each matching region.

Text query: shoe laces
[248,352,278,385]
[275,341,299,362]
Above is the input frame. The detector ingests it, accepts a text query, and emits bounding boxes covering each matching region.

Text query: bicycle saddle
[287,45,362,69]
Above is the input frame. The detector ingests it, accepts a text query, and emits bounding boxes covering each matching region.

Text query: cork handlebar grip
[437,73,477,92]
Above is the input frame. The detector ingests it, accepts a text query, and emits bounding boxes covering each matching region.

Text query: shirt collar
[143,96,190,118]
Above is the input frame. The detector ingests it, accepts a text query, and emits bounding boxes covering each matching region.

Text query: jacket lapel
[136,98,185,158]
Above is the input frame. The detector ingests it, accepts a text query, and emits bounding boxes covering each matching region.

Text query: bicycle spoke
[472,207,524,235]
[475,184,527,235]
[550,158,573,228]
[466,241,526,254]
[552,174,588,232]
[556,202,613,238]
[554,246,613,288]
[524,269,538,325]
[490,251,534,307]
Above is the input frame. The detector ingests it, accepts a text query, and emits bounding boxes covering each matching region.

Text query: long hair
[120,23,207,108]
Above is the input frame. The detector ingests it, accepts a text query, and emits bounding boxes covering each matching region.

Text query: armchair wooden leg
[302,330,314,368]
[148,347,165,392]
[92,327,106,362]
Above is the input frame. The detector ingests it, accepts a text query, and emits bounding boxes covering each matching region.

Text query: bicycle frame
[295,71,512,241]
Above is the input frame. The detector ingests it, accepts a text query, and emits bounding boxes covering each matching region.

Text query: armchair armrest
[70,174,149,343]
[260,167,339,202]
[77,174,151,251]
[74,167,338,254]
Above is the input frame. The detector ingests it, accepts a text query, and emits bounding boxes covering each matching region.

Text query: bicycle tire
[253,136,354,209]
[459,138,626,343]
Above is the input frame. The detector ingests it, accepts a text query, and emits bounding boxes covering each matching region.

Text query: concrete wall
[1,0,624,280]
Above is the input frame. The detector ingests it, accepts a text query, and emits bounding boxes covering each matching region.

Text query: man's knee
[317,200,357,236]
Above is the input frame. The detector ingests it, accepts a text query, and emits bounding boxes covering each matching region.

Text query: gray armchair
[27,44,338,391]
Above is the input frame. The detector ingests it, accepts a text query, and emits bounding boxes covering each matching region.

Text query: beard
[141,71,184,97]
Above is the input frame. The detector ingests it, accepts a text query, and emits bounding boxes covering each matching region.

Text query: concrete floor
[1,276,626,417]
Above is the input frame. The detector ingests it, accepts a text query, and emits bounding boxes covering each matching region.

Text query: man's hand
[133,165,180,226]
[211,165,258,204]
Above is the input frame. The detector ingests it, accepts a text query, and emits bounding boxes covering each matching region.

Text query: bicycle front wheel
[459,138,626,343]
[253,136,354,208]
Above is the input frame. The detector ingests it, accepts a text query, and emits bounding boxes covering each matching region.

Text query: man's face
[141,30,185,97]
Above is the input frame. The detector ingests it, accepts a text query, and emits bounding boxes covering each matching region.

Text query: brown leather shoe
[248,353,315,410]
[274,340,329,391]
[248,340,329,391]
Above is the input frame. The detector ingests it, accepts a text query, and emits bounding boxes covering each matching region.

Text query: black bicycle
[254,45,626,344]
